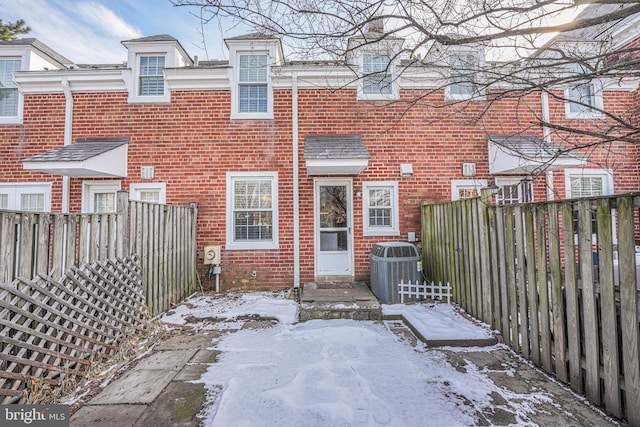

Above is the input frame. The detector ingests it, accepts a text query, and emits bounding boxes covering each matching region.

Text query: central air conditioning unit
[370,242,421,303]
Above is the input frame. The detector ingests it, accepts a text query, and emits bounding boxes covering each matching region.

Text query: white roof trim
[305,158,368,175]
[488,139,586,175]
[23,144,128,178]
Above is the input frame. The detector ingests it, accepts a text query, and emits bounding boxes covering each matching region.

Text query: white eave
[488,137,586,175]
[22,139,128,178]
[164,66,231,90]
[14,69,127,93]
[305,159,370,175]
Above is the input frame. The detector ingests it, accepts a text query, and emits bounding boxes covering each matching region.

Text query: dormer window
[238,53,268,113]
[362,53,392,96]
[139,55,165,96]
[565,63,603,119]
[447,53,478,100]
[0,58,21,118]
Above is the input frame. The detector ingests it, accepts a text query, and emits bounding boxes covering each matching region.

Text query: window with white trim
[565,64,603,119]
[0,58,20,117]
[447,53,478,100]
[363,182,399,236]
[565,168,614,242]
[360,53,394,99]
[238,53,268,113]
[226,172,278,250]
[82,181,121,213]
[130,183,166,204]
[494,177,532,205]
[138,55,165,96]
[0,183,51,211]
[451,179,488,200]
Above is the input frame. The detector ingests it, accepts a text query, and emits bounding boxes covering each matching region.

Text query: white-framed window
[446,53,481,101]
[451,179,488,200]
[226,172,278,250]
[359,53,396,100]
[565,168,613,199]
[139,55,165,96]
[0,58,21,117]
[362,182,399,236]
[130,182,166,204]
[565,168,614,243]
[82,181,121,213]
[494,177,532,205]
[235,52,270,117]
[0,183,51,211]
[565,64,603,119]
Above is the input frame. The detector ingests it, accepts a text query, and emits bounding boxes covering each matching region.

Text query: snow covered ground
[161,292,607,427]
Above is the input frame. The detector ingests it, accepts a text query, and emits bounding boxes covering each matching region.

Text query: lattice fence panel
[0,255,149,404]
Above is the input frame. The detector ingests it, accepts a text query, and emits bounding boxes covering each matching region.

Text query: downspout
[61,77,73,212]
[292,72,300,288]
[541,90,555,201]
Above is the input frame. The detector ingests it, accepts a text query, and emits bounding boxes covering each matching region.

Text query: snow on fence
[397,279,452,304]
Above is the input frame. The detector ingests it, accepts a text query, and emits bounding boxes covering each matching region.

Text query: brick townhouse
[0,8,639,290]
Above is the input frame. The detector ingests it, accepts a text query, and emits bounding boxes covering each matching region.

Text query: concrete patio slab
[90,369,177,405]
[70,404,147,427]
[134,382,207,427]
[133,349,197,370]
[155,333,219,350]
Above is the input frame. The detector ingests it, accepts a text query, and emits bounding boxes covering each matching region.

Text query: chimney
[366,18,385,34]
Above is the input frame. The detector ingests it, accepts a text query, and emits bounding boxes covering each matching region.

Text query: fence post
[116,191,129,258]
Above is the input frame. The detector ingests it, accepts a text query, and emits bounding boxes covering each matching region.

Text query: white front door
[314,179,353,278]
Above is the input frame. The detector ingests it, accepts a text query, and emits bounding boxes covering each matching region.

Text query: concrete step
[299,282,382,321]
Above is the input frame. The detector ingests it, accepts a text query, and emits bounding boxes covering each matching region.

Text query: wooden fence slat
[535,205,552,374]
[495,207,509,344]
[524,205,540,365]
[36,213,51,275]
[0,213,16,283]
[65,215,78,270]
[596,198,620,417]
[52,215,65,279]
[488,205,501,329]
[17,213,34,278]
[479,199,493,324]
[560,202,579,389]
[578,199,600,405]
[514,206,529,358]
[616,196,640,425]
[504,207,518,349]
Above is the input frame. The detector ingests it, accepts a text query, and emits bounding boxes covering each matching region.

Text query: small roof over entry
[304,134,370,175]
[488,135,586,175]
[22,138,129,178]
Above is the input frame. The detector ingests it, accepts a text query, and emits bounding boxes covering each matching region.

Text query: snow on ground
[382,302,495,340]
[162,291,298,329]
[163,293,553,426]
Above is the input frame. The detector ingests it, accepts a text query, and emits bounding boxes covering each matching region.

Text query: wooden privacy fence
[422,194,640,425]
[0,191,198,315]
[0,255,149,403]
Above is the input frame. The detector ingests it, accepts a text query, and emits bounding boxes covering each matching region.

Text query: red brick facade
[1,36,639,291]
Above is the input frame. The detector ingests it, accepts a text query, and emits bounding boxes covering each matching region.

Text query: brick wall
[1,82,638,289]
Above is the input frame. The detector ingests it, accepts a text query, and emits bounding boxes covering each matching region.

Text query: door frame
[313,178,354,279]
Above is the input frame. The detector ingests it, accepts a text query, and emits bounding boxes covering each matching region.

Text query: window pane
[368,188,391,207]
[570,176,603,198]
[369,208,391,226]
[0,194,7,209]
[20,193,45,211]
[0,59,20,116]
[239,84,268,112]
[239,54,267,83]
[363,54,392,95]
[138,190,160,203]
[234,211,272,241]
[139,56,165,95]
[569,84,594,113]
[449,54,476,96]
[232,177,275,242]
[94,192,115,213]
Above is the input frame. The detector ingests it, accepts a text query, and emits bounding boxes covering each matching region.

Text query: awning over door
[304,134,370,175]
[488,135,586,175]
[22,138,129,177]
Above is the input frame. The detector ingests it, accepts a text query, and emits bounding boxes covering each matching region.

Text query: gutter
[292,72,300,288]
[61,77,73,212]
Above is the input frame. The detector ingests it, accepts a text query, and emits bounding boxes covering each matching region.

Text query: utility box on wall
[203,245,221,265]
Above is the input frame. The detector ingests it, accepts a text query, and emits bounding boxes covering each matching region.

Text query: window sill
[0,116,22,125]
[357,93,399,101]
[565,112,604,120]
[231,112,274,120]
[128,94,171,104]
[445,93,486,102]
[226,241,279,251]
[363,229,400,237]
